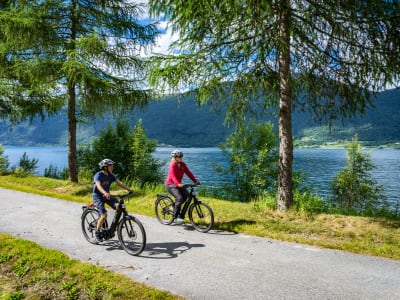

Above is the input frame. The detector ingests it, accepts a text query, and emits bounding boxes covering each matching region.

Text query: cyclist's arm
[115,179,133,193]
[183,164,200,184]
[95,181,111,200]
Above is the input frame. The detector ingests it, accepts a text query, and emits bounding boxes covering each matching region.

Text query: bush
[11,152,38,177]
[215,121,278,202]
[44,164,69,179]
[0,144,10,174]
[78,118,164,185]
[330,135,388,216]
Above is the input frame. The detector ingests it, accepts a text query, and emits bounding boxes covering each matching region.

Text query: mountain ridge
[0,89,399,147]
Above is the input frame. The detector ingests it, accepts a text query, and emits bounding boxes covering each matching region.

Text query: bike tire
[117,216,146,256]
[81,208,100,244]
[155,196,175,225]
[188,201,214,233]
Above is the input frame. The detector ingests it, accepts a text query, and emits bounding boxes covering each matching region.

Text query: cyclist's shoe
[95,230,103,242]
[175,217,184,224]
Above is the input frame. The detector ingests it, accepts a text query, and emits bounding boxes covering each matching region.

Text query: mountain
[0,89,399,147]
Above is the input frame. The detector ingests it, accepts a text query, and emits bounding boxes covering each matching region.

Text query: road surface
[1,188,399,299]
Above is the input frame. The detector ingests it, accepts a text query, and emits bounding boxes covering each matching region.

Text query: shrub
[330,135,388,216]
[215,121,278,202]
[12,152,38,177]
[78,118,164,185]
[0,144,10,174]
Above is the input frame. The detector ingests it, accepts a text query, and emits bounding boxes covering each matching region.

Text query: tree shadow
[211,219,257,234]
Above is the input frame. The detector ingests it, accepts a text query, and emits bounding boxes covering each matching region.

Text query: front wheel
[189,201,214,233]
[155,196,175,225]
[117,216,146,256]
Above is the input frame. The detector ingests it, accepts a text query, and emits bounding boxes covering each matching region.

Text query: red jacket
[165,160,197,186]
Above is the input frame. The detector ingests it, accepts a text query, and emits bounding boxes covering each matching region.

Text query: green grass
[0,233,182,300]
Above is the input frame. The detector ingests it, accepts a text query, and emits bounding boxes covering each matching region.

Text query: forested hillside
[0,89,399,147]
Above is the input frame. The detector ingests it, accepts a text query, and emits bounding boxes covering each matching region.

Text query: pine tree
[148,0,400,210]
[0,0,159,181]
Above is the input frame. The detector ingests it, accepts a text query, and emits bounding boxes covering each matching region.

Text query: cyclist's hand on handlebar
[177,183,184,188]
[103,192,111,200]
[195,180,201,185]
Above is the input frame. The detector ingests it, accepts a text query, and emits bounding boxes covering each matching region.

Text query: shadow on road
[141,241,205,259]
[93,240,205,259]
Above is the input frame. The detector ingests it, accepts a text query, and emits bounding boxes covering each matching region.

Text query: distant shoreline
[3,143,399,150]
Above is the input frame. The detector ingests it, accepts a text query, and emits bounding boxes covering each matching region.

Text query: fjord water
[4,146,399,207]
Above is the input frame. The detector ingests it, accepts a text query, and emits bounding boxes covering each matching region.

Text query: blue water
[3,145,399,207]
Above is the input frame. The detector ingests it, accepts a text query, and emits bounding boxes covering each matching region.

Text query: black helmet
[99,158,114,169]
[171,149,183,157]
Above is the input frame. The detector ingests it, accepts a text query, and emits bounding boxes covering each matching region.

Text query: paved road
[1,188,399,299]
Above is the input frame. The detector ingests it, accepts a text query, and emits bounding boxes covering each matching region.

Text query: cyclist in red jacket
[165,149,200,223]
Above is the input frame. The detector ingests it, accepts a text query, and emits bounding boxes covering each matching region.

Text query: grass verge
[0,233,182,300]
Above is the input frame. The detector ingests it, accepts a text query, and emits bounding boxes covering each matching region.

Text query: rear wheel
[117,216,146,256]
[81,208,100,244]
[189,202,214,233]
[155,196,175,225]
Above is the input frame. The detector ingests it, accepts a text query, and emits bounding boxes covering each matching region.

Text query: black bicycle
[81,192,146,256]
[155,184,214,233]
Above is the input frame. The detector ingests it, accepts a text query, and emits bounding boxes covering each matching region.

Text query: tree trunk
[67,0,78,183]
[67,83,78,182]
[277,3,293,210]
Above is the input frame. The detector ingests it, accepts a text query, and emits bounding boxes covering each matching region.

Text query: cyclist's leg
[105,197,119,210]
[167,185,188,218]
[93,196,107,230]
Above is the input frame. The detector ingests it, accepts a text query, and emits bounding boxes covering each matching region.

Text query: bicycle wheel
[155,196,175,225]
[188,201,214,233]
[81,208,100,244]
[117,216,146,256]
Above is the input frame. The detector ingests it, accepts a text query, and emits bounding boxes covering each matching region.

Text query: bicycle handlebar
[113,191,134,199]
[183,183,200,188]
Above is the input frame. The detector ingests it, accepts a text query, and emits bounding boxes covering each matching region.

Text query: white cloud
[151,21,179,55]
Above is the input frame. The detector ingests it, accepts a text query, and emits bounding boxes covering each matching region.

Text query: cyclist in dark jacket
[93,158,132,242]
[165,149,200,223]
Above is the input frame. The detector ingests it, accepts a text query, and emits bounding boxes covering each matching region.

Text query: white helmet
[99,158,114,169]
[171,149,183,157]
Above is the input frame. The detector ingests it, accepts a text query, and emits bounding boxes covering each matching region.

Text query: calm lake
[3,146,400,207]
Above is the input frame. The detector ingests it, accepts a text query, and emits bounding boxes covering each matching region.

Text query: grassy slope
[0,233,182,300]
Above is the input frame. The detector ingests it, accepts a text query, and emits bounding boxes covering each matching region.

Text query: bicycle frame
[107,197,128,235]
[82,193,130,240]
[82,191,147,255]
[180,185,197,217]
[155,183,214,232]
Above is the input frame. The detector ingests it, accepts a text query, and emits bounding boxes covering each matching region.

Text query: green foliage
[215,121,278,202]
[129,119,165,186]
[148,0,400,211]
[44,164,69,179]
[78,118,164,185]
[11,152,38,177]
[0,144,10,174]
[0,0,159,181]
[330,136,388,215]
